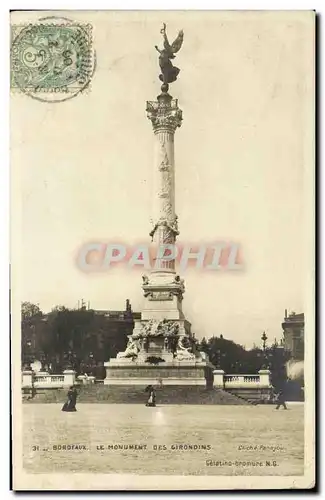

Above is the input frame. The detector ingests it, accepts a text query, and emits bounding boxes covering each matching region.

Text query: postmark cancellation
[11,21,94,101]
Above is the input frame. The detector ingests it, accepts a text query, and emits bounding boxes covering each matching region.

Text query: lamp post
[261,331,268,351]
[89,351,94,375]
[261,331,268,369]
[24,339,32,370]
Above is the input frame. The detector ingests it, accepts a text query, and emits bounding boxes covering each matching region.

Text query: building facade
[282,311,304,360]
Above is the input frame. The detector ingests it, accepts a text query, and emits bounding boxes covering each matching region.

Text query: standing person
[268,386,276,404]
[145,385,156,407]
[62,386,78,412]
[275,390,288,410]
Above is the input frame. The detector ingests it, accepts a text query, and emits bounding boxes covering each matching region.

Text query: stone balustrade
[22,368,271,392]
[22,369,76,389]
[213,369,271,389]
[35,374,65,385]
[224,374,261,385]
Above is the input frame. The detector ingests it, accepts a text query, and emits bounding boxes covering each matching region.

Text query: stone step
[23,385,251,405]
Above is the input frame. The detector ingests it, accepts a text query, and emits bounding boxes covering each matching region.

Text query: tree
[50,305,69,314]
[198,337,209,354]
[44,307,96,372]
[21,301,43,321]
[21,302,45,369]
[207,336,247,373]
[20,301,134,376]
[197,335,278,374]
[266,342,292,391]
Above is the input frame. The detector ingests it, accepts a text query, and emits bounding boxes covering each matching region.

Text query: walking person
[62,386,78,412]
[145,385,156,407]
[275,390,288,410]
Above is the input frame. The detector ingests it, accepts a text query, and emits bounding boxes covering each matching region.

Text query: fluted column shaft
[146,92,182,272]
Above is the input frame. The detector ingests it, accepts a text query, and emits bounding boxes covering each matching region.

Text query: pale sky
[11,11,314,347]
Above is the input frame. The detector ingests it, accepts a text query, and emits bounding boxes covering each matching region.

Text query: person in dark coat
[145,385,156,407]
[275,390,288,410]
[62,386,77,412]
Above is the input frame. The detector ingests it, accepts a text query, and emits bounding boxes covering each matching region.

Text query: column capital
[146,92,182,133]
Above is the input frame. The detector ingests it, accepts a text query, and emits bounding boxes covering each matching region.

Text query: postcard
[11,10,315,490]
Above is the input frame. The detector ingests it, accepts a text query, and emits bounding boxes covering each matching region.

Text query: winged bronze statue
[155,23,184,86]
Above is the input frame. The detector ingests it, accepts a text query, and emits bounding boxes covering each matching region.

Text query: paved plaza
[23,403,304,476]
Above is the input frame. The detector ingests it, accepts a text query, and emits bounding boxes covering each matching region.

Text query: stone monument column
[146,91,182,274]
[138,88,185,328]
[104,24,214,385]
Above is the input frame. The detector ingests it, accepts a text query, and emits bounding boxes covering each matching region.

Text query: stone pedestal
[22,370,33,388]
[63,369,76,387]
[104,359,209,386]
[258,369,272,387]
[104,331,214,386]
[213,369,225,388]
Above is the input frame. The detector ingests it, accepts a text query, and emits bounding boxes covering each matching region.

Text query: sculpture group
[117,319,196,362]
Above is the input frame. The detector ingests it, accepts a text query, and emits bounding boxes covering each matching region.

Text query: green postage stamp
[11,22,94,101]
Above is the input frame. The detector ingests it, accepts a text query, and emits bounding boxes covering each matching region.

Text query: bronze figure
[155,23,184,87]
